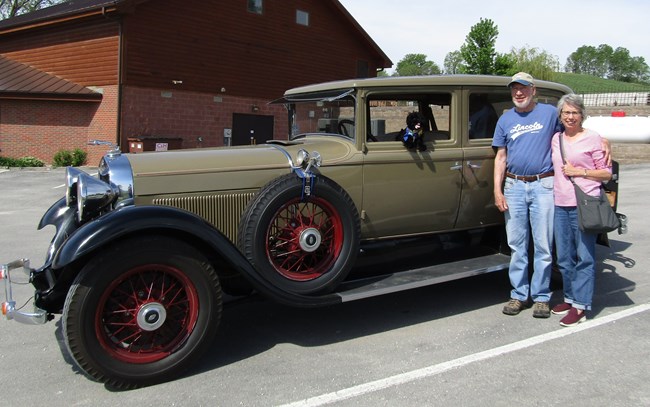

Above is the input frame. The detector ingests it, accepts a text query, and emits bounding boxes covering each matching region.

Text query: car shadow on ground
[190,238,638,379]
[201,269,509,369]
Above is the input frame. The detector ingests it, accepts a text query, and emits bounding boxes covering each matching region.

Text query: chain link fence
[578,92,650,107]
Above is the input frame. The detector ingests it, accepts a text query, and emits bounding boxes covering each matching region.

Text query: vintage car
[1,75,621,388]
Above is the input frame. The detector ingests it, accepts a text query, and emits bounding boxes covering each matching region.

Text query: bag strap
[558,132,577,185]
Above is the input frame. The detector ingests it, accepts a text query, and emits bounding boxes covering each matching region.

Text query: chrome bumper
[1,259,48,324]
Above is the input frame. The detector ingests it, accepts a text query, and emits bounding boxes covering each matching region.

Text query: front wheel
[238,174,360,294]
[63,235,222,389]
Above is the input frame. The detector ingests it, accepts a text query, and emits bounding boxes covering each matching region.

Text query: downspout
[103,6,124,151]
[117,17,124,151]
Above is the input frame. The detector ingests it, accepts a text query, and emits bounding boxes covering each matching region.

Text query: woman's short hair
[556,93,587,121]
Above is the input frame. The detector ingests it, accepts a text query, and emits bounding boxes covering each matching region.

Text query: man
[492,72,559,318]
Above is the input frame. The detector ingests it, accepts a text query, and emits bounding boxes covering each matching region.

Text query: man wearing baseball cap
[492,72,559,319]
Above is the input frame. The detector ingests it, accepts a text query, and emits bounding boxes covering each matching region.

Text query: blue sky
[338,0,650,73]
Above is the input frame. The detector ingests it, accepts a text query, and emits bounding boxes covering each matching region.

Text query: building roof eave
[329,0,393,69]
[0,91,102,102]
[0,0,151,34]
[0,55,103,101]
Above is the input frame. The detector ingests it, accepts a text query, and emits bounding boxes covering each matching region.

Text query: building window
[248,0,263,14]
[296,10,309,26]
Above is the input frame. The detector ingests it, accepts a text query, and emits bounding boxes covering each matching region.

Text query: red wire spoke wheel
[63,236,221,389]
[95,264,200,364]
[265,197,343,281]
[238,174,360,294]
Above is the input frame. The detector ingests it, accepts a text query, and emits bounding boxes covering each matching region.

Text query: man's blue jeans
[503,177,554,302]
[554,206,597,310]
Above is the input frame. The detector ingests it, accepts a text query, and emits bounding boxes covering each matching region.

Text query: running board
[335,253,510,302]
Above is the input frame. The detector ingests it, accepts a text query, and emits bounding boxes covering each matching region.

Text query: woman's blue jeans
[554,206,597,310]
[503,177,554,302]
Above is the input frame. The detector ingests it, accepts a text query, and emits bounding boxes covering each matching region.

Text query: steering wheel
[337,119,355,138]
[337,119,378,142]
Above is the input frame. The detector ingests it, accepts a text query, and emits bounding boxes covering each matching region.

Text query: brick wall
[0,99,93,163]
[0,86,119,165]
[0,85,293,166]
[588,105,650,117]
[119,86,288,150]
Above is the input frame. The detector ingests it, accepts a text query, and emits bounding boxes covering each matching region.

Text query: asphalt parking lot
[1,165,649,406]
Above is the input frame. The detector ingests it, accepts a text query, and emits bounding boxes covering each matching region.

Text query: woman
[551,94,612,327]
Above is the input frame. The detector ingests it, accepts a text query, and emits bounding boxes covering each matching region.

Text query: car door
[455,88,512,229]
[360,91,463,239]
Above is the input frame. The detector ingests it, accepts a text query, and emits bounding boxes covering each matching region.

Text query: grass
[551,72,650,94]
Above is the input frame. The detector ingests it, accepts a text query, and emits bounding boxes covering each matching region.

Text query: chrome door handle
[450,162,463,171]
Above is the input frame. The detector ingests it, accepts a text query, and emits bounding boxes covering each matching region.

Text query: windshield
[278,90,356,140]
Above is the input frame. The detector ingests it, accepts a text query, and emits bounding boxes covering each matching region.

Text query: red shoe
[560,307,586,327]
[552,302,572,315]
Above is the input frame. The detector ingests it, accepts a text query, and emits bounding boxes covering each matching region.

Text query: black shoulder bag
[558,133,620,234]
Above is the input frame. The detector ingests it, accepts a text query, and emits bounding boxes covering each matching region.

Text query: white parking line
[280,303,650,407]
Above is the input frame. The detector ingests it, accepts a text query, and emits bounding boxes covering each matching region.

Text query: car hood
[127,137,354,175]
[124,136,357,196]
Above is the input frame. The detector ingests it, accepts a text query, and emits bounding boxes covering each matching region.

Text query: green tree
[509,46,559,81]
[566,44,649,83]
[595,44,614,77]
[629,56,650,83]
[443,51,463,74]
[393,53,441,76]
[565,45,599,75]
[0,0,59,19]
[494,53,516,76]
[609,47,633,81]
[459,18,499,74]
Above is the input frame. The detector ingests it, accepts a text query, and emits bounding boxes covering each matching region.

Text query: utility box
[128,137,183,153]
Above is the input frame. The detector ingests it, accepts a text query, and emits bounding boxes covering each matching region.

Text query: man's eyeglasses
[561,111,581,117]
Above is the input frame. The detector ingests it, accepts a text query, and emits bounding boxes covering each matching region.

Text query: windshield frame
[272,89,357,141]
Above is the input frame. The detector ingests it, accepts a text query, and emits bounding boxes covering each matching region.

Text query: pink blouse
[551,129,611,207]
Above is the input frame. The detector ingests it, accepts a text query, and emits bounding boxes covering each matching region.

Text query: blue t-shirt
[492,103,560,175]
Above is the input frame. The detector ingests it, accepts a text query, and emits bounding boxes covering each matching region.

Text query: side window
[296,10,309,26]
[468,92,510,139]
[368,93,452,142]
[247,0,263,14]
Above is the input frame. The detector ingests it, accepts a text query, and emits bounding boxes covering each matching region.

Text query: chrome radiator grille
[153,192,256,242]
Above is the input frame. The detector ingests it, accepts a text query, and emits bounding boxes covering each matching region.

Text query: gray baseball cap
[508,72,535,87]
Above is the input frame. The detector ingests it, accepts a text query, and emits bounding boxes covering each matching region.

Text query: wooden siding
[122,0,386,99]
[0,19,119,86]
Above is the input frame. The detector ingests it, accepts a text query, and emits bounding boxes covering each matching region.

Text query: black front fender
[52,205,235,269]
[51,205,340,308]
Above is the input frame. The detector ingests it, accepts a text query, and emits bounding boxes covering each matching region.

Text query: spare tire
[238,173,360,294]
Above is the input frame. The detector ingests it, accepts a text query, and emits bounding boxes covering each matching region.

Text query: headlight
[309,151,322,167]
[66,167,119,223]
[295,149,309,167]
[294,149,321,170]
[65,167,84,207]
[76,172,118,222]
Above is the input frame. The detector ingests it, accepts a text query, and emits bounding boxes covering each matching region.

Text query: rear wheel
[63,235,222,389]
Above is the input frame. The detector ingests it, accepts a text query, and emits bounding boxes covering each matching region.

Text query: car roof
[283,74,573,96]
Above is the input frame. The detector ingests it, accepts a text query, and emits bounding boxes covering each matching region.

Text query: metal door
[231,113,274,146]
